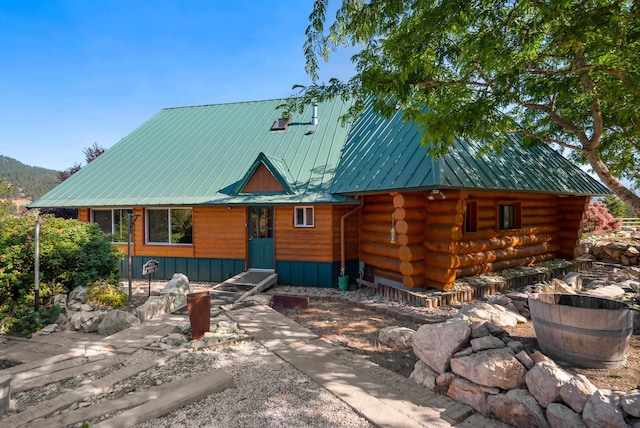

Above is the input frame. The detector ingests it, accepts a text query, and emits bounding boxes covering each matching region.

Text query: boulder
[447,376,491,414]
[162,332,188,347]
[460,302,525,328]
[409,359,438,390]
[562,272,583,291]
[545,403,586,428]
[470,335,505,352]
[160,273,190,295]
[525,361,573,408]
[470,320,505,339]
[583,285,626,299]
[582,389,627,428]
[97,310,141,335]
[622,389,640,418]
[604,242,629,260]
[626,246,640,257]
[379,326,415,348]
[515,350,535,370]
[487,389,549,428]
[45,293,67,309]
[450,348,526,390]
[435,372,455,395]
[68,286,89,304]
[413,320,471,374]
[510,300,530,318]
[136,294,173,322]
[558,374,598,413]
[70,310,107,333]
[506,340,524,354]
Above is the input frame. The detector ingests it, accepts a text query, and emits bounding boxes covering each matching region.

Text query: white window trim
[294,206,315,228]
[91,208,132,243]
[146,207,193,245]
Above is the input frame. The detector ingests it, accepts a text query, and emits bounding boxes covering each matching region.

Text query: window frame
[145,207,193,245]
[294,206,315,228]
[91,208,133,243]
[464,200,478,233]
[497,201,522,231]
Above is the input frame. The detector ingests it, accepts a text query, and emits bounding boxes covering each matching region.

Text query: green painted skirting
[120,257,245,282]
[120,257,358,287]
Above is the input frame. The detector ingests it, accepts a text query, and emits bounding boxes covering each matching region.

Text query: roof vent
[310,102,318,126]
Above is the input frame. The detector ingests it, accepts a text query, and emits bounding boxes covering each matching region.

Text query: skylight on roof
[271,118,289,132]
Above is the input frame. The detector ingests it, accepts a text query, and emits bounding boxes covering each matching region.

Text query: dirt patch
[278,299,420,378]
[279,297,640,392]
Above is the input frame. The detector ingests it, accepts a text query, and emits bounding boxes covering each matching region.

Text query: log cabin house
[29,98,609,290]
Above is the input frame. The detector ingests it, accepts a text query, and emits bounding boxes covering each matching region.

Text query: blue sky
[0,1,355,171]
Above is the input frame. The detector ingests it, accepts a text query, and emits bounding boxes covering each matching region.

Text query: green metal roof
[330,100,610,196]
[30,98,358,208]
[30,96,609,210]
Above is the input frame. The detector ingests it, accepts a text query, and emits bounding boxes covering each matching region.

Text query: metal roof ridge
[160,97,296,111]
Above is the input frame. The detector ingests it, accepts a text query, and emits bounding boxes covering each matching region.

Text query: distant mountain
[0,155,60,200]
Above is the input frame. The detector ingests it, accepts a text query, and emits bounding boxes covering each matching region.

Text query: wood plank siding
[359,191,588,290]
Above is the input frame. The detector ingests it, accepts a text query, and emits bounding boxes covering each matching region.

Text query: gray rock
[545,403,585,428]
[409,359,438,390]
[510,300,530,318]
[45,293,67,309]
[160,273,190,295]
[460,302,525,328]
[562,272,583,291]
[435,372,455,395]
[506,340,524,354]
[626,246,640,257]
[583,285,626,299]
[163,332,188,347]
[470,320,505,338]
[525,361,573,408]
[582,389,627,428]
[453,347,474,358]
[68,286,89,304]
[450,348,526,390]
[413,319,470,374]
[136,294,173,321]
[559,374,598,413]
[506,292,530,302]
[97,310,141,335]
[79,303,93,312]
[470,335,505,352]
[70,310,107,333]
[447,376,490,414]
[622,389,640,418]
[516,350,535,370]
[487,389,549,428]
[37,324,58,335]
[378,326,415,348]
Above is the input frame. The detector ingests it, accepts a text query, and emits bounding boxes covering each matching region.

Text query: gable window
[294,206,314,227]
[92,208,132,242]
[498,202,522,230]
[465,201,478,233]
[147,208,193,244]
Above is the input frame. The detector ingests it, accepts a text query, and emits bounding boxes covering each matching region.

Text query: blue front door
[248,207,274,269]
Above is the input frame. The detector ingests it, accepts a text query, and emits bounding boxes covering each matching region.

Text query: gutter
[340,197,363,276]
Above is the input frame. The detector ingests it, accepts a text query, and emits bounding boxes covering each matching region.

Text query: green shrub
[86,279,127,309]
[0,211,124,334]
[0,301,62,337]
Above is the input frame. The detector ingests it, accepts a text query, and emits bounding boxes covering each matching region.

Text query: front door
[248,207,274,269]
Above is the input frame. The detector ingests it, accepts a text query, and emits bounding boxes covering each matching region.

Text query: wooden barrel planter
[528,294,635,369]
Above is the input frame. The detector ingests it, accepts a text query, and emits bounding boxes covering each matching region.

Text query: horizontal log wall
[554,196,589,259]
[275,205,336,263]
[78,208,89,222]
[193,206,246,259]
[333,205,360,262]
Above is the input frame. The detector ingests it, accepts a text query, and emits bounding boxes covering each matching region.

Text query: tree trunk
[587,152,640,216]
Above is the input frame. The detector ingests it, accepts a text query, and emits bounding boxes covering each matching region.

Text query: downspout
[340,197,363,276]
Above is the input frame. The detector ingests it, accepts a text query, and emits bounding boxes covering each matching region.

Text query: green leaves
[295,0,640,213]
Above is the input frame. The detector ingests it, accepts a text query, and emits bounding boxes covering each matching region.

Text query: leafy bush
[0,211,124,334]
[583,200,622,233]
[86,279,127,309]
[0,302,62,337]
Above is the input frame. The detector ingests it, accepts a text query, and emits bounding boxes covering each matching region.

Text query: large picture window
[92,208,132,242]
[294,206,314,227]
[147,208,193,244]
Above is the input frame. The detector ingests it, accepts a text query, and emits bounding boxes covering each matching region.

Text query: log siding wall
[359,190,587,290]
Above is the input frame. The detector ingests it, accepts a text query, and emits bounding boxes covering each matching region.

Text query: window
[465,201,478,233]
[147,208,193,244]
[92,208,132,242]
[294,206,314,227]
[498,202,522,230]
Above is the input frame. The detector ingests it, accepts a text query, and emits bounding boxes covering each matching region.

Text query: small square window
[294,206,314,227]
[498,202,522,230]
